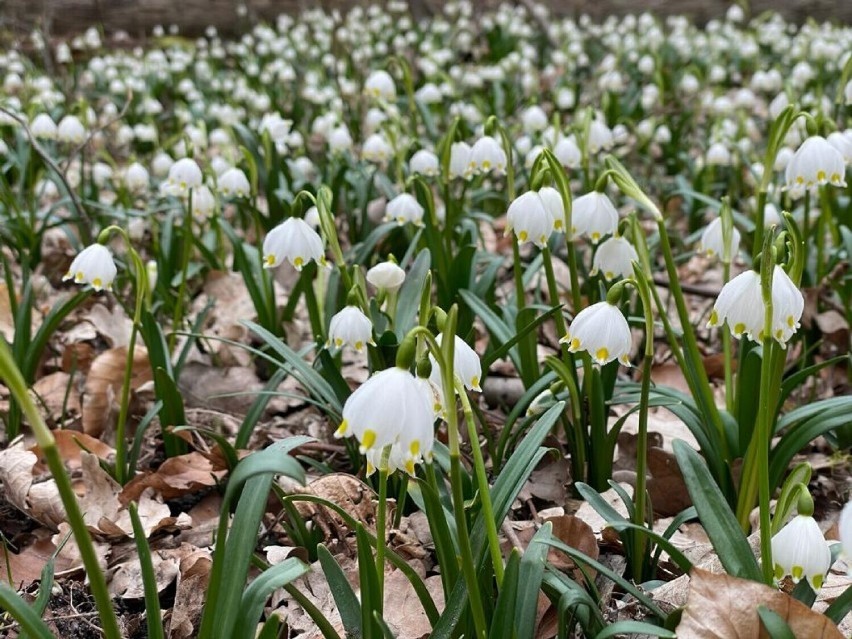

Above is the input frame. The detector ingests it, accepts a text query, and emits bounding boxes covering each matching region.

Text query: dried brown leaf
[677,567,843,638]
[0,445,65,529]
[543,515,599,584]
[82,346,153,437]
[120,452,224,503]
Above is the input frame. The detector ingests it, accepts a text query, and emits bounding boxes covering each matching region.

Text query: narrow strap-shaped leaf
[515,522,552,639]
[757,606,797,639]
[236,558,310,631]
[394,249,431,339]
[129,503,165,639]
[257,615,282,639]
[489,550,521,639]
[235,368,287,449]
[317,544,362,637]
[544,538,668,620]
[605,521,693,574]
[357,524,379,639]
[673,441,762,581]
[18,557,55,639]
[594,621,676,638]
[0,583,55,639]
[824,583,852,624]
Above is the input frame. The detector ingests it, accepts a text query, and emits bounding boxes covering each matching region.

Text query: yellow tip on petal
[293,257,304,270]
[334,420,348,438]
[518,230,528,242]
[595,347,609,363]
[361,429,377,451]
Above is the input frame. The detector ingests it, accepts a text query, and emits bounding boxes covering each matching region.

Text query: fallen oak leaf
[677,567,844,638]
[82,345,153,437]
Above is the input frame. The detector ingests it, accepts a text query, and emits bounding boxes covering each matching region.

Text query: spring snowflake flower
[56,115,86,144]
[449,142,472,179]
[327,306,375,353]
[506,191,553,248]
[262,217,325,271]
[572,191,619,243]
[335,366,434,465]
[364,70,396,101]
[826,131,852,164]
[840,501,852,564]
[538,187,566,233]
[588,120,614,154]
[409,149,440,176]
[469,136,507,175]
[328,125,353,153]
[191,185,216,219]
[706,142,732,166]
[385,193,425,227]
[697,217,741,260]
[561,301,632,366]
[783,136,846,197]
[707,266,803,345]
[166,158,203,197]
[554,136,581,169]
[367,261,405,291]
[217,167,250,198]
[63,244,117,292]
[591,236,638,280]
[124,162,149,193]
[430,333,482,392]
[771,514,831,590]
[521,105,548,133]
[361,133,393,164]
[30,114,57,140]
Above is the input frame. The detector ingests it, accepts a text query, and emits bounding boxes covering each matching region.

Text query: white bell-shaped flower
[771,514,831,590]
[770,266,804,344]
[784,136,846,197]
[363,377,437,476]
[409,149,440,176]
[262,217,325,271]
[840,501,852,563]
[218,167,250,198]
[468,136,507,175]
[554,136,581,169]
[63,244,117,292]
[364,70,396,101]
[361,133,393,164]
[708,266,803,345]
[192,185,216,219]
[449,142,472,179]
[30,114,57,140]
[561,301,632,366]
[707,270,763,341]
[697,217,741,261]
[591,236,638,280]
[328,125,353,153]
[327,306,375,353]
[430,333,482,392]
[56,115,86,144]
[385,193,425,227]
[538,187,566,233]
[521,105,548,133]
[166,158,203,197]
[826,131,852,164]
[367,262,405,291]
[335,366,434,458]
[588,120,614,154]
[124,162,149,193]
[572,191,619,243]
[706,142,732,166]
[506,191,553,248]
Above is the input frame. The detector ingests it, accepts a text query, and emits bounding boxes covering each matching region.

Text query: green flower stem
[302,266,325,345]
[0,338,122,639]
[756,247,776,584]
[656,218,729,461]
[754,190,768,259]
[456,379,504,587]
[802,191,811,280]
[407,319,488,638]
[511,236,527,315]
[170,189,194,353]
[100,226,149,485]
[628,268,656,580]
[722,261,735,413]
[375,445,392,618]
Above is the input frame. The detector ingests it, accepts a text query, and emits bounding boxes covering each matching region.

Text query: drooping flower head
[707,265,803,346]
[327,306,375,353]
[572,191,619,244]
[165,158,203,197]
[561,301,632,366]
[771,514,831,590]
[591,236,639,281]
[63,244,117,292]
[385,193,425,227]
[697,217,741,261]
[783,136,846,198]
[506,191,553,249]
[262,217,325,271]
[335,366,435,474]
[366,261,406,292]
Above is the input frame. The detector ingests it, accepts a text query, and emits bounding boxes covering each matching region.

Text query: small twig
[501,520,524,553]
[652,275,720,298]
